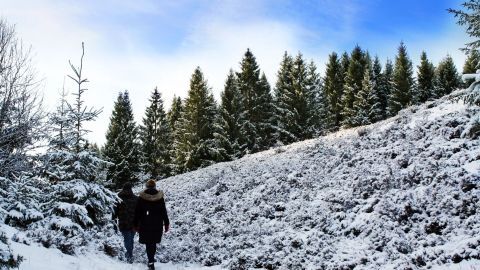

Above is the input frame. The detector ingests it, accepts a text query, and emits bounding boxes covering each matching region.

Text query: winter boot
[147,262,155,270]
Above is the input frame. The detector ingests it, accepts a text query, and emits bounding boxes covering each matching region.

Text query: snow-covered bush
[28,180,118,254]
[0,175,44,228]
[0,231,22,269]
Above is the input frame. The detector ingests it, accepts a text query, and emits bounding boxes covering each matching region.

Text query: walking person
[134,179,170,270]
[113,182,138,263]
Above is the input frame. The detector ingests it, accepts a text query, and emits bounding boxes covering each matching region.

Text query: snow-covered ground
[2,224,221,270]
[154,92,480,269]
[3,91,480,269]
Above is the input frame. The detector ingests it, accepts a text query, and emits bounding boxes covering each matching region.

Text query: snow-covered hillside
[154,91,480,269]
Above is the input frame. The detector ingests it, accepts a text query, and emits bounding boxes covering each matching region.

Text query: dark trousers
[146,243,157,263]
[121,230,135,260]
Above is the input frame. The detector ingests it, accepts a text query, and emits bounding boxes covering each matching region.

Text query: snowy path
[2,224,222,270]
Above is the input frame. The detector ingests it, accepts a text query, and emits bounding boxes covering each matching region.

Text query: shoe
[148,262,155,270]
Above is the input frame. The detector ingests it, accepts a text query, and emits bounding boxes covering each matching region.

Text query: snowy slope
[152,92,480,269]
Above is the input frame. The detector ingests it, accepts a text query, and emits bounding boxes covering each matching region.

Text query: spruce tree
[167,96,183,174]
[448,1,480,52]
[103,91,140,188]
[387,42,414,116]
[218,70,243,160]
[352,68,373,126]
[434,55,460,97]
[306,60,326,136]
[174,67,223,172]
[416,51,436,103]
[167,96,183,135]
[274,52,295,143]
[236,49,276,153]
[383,59,394,117]
[342,45,367,127]
[323,52,344,131]
[369,56,384,123]
[139,88,172,179]
[463,50,480,87]
[275,53,313,143]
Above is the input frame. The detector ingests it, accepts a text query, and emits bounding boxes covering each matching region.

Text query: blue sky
[0,0,470,144]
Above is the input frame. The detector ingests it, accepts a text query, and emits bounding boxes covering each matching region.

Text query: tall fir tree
[382,59,394,117]
[236,49,276,153]
[217,70,243,160]
[369,56,384,123]
[103,91,140,188]
[174,67,223,172]
[342,45,367,127]
[463,50,480,87]
[275,53,314,143]
[352,68,373,126]
[139,88,172,179]
[306,60,326,136]
[167,96,183,174]
[274,52,295,143]
[323,52,344,131]
[167,96,183,135]
[387,42,415,116]
[434,55,460,97]
[415,51,436,104]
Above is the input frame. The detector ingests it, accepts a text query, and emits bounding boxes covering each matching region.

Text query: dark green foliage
[103,91,140,189]
[383,60,394,117]
[174,67,224,172]
[416,51,436,103]
[218,70,243,160]
[353,68,374,126]
[306,60,327,136]
[140,88,172,179]
[275,53,318,143]
[168,96,183,134]
[463,50,480,87]
[369,56,385,122]
[236,49,276,153]
[387,42,415,116]
[434,55,460,97]
[342,45,368,127]
[323,52,344,131]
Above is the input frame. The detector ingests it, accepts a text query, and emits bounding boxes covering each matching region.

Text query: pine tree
[306,60,326,136]
[342,45,367,127]
[383,59,394,117]
[218,70,243,160]
[369,56,384,123]
[434,55,460,97]
[236,49,276,153]
[257,73,277,146]
[274,52,295,143]
[275,53,314,143]
[387,42,415,116]
[174,67,223,172]
[139,88,172,179]
[416,51,435,103]
[323,52,344,131]
[463,50,480,87]
[103,91,140,189]
[167,96,183,135]
[352,68,373,126]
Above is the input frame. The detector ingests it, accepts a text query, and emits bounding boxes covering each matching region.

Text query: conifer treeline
[104,43,476,187]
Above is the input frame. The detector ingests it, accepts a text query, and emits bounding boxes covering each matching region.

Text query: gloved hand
[164,224,170,233]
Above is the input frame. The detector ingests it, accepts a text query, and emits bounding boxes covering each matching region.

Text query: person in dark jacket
[134,179,170,270]
[113,183,138,263]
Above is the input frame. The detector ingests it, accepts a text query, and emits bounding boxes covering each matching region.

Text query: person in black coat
[113,183,138,263]
[134,179,169,270]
